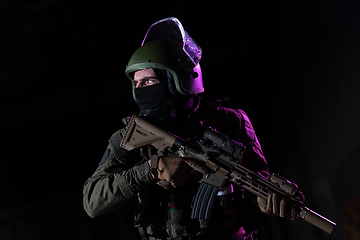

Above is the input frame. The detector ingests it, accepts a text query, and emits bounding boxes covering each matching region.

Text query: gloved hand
[149,156,210,188]
[257,193,299,219]
[156,156,191,188]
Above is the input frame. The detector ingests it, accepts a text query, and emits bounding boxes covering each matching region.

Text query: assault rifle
[120,114,336,234]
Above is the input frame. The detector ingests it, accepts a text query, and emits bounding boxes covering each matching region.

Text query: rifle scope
[203,128,246,161]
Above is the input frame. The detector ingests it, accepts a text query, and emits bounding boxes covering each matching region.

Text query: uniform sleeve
[213,107,269,178]
[83,144,155,218]
[235,109,269,178]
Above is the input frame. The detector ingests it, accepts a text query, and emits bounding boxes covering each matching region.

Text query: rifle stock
[120,114,183,151]
[120,114,336,234]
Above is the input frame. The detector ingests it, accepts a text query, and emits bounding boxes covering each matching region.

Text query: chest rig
[131,135,244,239]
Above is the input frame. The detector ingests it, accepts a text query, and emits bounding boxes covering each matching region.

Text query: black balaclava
[134,69,175,122]
[134,69,199,129]
[135,81,172,110]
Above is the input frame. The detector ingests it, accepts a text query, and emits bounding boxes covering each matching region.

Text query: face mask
[135,81,172,110]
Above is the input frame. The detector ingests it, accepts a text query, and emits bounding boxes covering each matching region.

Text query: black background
[1,0,360,239]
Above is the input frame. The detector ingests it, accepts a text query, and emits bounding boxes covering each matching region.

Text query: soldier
[83,18,289,240]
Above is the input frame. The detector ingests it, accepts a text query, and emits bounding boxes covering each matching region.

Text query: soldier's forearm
[83,162,154,218]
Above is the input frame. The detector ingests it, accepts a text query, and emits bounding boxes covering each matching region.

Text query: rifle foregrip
[300,207,336,234]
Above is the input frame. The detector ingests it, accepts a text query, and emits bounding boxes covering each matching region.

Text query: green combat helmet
[125,17,203,101]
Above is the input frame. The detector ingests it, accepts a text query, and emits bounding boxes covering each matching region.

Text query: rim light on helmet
[125,17,204,99]
[141,17,202,72]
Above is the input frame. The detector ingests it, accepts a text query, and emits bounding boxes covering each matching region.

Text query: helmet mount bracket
[178,51,195,73]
